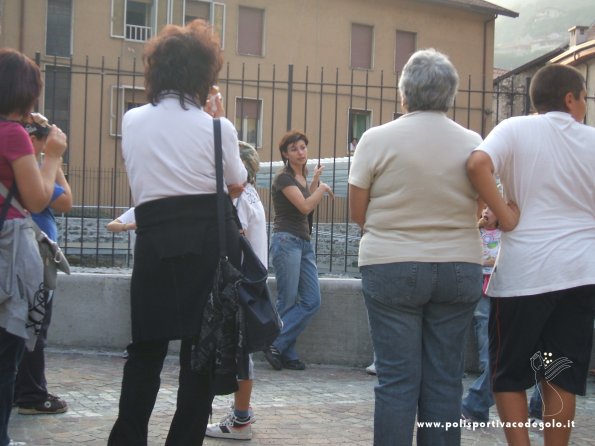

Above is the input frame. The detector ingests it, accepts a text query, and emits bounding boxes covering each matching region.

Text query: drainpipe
[481,15,496,137]
[19,0,26,51]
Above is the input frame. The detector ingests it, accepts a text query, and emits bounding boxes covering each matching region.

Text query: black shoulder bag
[191,119,281,377]
[210,119,281,353]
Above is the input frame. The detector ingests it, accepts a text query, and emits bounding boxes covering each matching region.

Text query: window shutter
[351,24,373,69]
[395,31,416,74]
[238,7,264,56]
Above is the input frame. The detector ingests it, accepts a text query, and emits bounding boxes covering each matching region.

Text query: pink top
[0,120,34,219]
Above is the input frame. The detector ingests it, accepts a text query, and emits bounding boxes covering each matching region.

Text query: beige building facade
[0,0,516,206]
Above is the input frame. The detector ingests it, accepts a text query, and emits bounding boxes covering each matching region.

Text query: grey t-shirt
[272,170,311,240]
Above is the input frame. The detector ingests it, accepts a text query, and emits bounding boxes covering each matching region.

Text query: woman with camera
[12,113,72,418]
[0,48,67,446]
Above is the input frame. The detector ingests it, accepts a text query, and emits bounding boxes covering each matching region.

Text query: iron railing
[37,56,595,273]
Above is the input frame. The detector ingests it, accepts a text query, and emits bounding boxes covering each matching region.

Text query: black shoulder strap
[213,118,227,258]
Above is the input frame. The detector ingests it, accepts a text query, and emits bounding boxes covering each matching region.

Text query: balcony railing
[125,24,152,42]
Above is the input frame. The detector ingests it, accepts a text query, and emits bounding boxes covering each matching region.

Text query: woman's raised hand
[313,164,324,178]
[319,181,334,200]
[44,125,67,159]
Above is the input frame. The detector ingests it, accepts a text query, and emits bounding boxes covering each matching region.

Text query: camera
[23,112,51,138]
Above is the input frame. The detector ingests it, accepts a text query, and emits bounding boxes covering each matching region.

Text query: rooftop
[420,0,519,18]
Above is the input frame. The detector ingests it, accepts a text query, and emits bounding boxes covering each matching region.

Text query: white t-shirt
[122,95,247,206]
[349,111,483,267]
[117,207,136,250]
[477,112,595,297]
[117,207,135,225]
[235,183,268,268]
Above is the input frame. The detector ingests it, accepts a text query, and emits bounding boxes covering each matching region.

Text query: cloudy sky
[490,0,595,69]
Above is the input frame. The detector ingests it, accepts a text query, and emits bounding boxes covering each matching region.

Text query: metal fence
[42,56,595,273]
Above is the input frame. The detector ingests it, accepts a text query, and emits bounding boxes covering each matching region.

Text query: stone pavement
[7,349,595,445]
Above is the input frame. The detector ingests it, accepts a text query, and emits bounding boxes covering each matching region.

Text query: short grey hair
[398,49,459,112]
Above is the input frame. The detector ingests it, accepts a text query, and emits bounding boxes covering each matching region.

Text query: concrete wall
[49,273,375,367]
[49,273,595,371]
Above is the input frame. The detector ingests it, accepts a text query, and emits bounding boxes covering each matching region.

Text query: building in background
[0,0,517,208]
[493,23,595,125]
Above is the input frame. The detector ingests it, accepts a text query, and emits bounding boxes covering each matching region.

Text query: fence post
[287,64,293,131]
[524,76,532,115]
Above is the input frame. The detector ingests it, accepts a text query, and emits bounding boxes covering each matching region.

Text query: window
[395,30,416,74]
[235,98,262,148]
[46,0,72,57]
[184,1,225,48]
[44,65,71,161]
[351,23,373,69]
[237,6,264,56]
[126,0,153,41]
[110,86,146,137]
[348,108,371,151]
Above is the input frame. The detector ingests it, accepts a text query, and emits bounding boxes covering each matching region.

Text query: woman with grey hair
[348,48,484,445]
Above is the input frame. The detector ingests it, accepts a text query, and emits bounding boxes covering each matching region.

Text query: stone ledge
[48,273,595,371]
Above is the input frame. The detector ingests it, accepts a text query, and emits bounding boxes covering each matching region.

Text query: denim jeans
[462,296,493,422]
[0,328,26,446]
[270,232,321,361]
[362,261,482,446]
[528,385,543,419]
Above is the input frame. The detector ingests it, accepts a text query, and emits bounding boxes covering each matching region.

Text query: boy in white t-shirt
[467,64,595,446]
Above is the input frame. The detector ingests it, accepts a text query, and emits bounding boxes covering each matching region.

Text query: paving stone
[6,349,595,445]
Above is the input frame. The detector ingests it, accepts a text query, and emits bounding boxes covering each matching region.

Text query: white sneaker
[365,363,377,375]
[206,412,253,440]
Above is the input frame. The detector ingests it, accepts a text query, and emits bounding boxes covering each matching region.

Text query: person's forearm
[38,155,63,205]
[51,168,73,213]
[107,221,131,232]
[301,187,325,214]
[309,173,321,194]
[467,152,518,231]
[348,184,369,230]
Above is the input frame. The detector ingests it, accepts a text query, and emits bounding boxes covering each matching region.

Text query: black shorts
[488,285,595,395]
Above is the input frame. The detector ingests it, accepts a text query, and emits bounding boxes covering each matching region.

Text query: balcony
[125,24,152,41]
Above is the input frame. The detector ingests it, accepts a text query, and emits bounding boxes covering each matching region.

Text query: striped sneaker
[205,412,253,440]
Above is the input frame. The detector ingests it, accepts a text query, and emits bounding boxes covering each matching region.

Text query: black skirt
[130,194,241,342]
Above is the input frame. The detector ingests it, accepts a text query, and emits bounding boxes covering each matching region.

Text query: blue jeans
[270,232,321,361]
[362,262,482,446]
[462,296,493,422]
[528,385,543,419]
[0,328,26,446]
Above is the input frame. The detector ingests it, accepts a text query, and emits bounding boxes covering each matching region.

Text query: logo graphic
[530,351,573,417]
